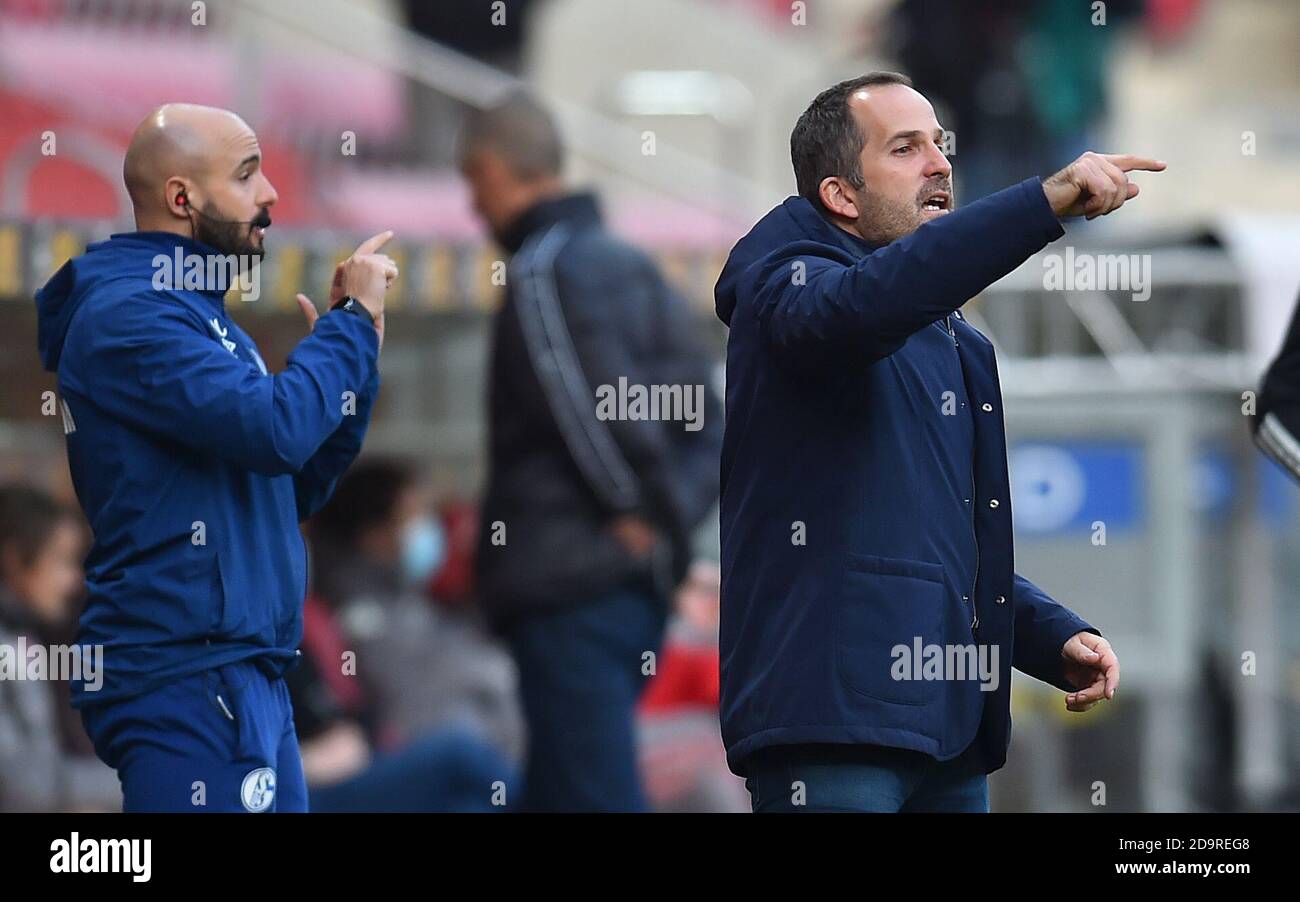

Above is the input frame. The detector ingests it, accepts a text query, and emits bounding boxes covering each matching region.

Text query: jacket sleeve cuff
[327,304,380,349]
[1042,617,1101,693]
[1016,176,1066,244]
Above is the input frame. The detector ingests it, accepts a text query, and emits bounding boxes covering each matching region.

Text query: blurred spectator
[303,458,523,771]
[403,0,537,70]
[0,484,119,812]
[287,593,515,812]
[887,0,1140,201]
[638,561,748,813]
[640,561,723,714]
[460,91,724,811]
[400,0,542,165]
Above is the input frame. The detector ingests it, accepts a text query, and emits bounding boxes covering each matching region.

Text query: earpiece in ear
[176,192,187,206]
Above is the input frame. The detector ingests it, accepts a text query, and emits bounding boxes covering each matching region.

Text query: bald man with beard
[34,104,398,812]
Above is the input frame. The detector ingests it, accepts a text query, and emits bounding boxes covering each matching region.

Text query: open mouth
[250,210,272,241]
[921,191,951,214]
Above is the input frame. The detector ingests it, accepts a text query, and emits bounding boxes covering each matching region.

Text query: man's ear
[165,176,192,219]
[818,176,859,221]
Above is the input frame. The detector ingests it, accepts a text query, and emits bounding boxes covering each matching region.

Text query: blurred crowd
[0,471,745,812]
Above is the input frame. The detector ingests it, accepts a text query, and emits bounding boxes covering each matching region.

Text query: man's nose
[258,175,279,208]
[923,141,952,179]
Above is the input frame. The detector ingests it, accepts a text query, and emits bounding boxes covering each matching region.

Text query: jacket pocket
[159,545,225,639]
[835,552,947,706]
[213,552,248,638]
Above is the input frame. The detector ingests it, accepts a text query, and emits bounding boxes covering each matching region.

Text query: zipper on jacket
[946,314,958,347]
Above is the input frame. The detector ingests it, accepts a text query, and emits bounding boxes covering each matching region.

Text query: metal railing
[230,0,773,222]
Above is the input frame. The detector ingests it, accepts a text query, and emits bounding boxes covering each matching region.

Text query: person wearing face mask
[400,513,448,589]
[306,459,524,766]
[0,484,120,812]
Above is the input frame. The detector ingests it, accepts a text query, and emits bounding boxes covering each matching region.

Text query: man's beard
[193,202,271,259]
[853,180,955,246]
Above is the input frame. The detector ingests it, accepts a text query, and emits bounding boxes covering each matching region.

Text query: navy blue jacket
[715,178,1098,776]
[36,232,380,707]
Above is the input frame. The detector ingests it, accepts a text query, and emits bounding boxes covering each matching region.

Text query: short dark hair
[791,71,914,207]
[311,458,417,548]
[459,89,565,179]
[0,484,75,571]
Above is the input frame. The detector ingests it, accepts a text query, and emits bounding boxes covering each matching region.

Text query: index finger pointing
[355,230,395,255]
[1102,154,1167,172]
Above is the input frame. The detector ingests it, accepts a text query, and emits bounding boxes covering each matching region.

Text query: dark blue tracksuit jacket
[715,178,1098,777]
[35,232,380,708]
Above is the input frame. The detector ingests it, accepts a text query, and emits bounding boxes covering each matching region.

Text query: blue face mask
[400,516,447,586]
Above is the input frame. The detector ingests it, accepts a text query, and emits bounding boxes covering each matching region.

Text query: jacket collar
[499,191,602,254]
[782,195,958,335]
[781,195,885,259]
[104,230,238,308]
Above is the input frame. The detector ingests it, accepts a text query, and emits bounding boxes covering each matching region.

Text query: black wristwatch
[330,295,374,325]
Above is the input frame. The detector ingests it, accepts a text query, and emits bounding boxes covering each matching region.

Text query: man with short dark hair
[717,73,1159,811]
[460,92,723,811]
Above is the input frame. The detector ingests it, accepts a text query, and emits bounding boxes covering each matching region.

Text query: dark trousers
[81,659,306,812]
[745,742,990,813]
[505,585,667,812]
